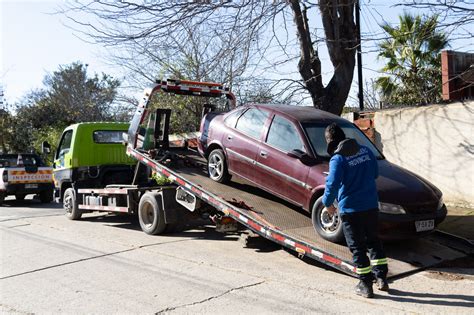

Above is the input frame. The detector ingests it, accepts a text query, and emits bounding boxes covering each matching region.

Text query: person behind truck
[322,123,388,298]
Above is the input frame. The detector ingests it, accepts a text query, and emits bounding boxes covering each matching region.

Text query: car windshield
[302,123,383,159]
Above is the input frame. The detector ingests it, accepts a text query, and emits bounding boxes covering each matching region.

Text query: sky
[1,0,472,108]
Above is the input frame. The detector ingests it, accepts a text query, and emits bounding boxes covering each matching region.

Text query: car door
[223,107,270,183]
[256,114,310,206]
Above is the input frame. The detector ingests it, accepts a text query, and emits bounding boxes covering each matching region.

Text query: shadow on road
[377,288,474,308]
[1,197,62,209]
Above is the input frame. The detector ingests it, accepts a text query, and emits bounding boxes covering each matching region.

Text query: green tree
[376,13,448,106]
[4,62,121,154]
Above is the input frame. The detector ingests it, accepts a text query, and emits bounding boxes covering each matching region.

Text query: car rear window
[92,130,125,144]
[235,108,269,139]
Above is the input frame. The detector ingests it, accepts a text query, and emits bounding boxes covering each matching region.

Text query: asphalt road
[1,195,473,314]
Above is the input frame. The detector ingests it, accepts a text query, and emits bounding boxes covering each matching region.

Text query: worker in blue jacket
[322,123,388,298]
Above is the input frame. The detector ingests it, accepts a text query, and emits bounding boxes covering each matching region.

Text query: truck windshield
[302,123,383,160]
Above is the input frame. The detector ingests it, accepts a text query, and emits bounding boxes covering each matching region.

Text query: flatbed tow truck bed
[73,79,471,280]
[128,147,472,279]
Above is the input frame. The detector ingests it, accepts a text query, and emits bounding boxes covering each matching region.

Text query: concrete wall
[373,101,474,207]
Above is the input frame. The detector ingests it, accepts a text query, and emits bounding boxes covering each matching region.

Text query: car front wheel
[207,149,231,183]
[311,196,344,244]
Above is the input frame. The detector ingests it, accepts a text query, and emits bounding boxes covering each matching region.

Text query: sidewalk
[438,207,474,242]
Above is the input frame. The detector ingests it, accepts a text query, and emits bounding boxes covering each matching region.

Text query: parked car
[0,153,54,204]
[198,104,447,243]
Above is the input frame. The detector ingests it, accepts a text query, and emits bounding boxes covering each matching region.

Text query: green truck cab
[53,122,136,201]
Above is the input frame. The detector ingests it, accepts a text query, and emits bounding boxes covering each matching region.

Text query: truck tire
[138,192,167,235]
[64,188,82,220]
[0,191,5,205]
[39,189,54,203]
[311,196,344,244]
[15,193,26,201]
[207,149,231,183]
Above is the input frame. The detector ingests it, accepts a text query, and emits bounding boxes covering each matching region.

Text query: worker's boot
[376,277,389,291]
[355,280,374,298]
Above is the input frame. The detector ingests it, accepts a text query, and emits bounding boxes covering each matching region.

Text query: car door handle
[260,151,268,158]
[227,135,233,141]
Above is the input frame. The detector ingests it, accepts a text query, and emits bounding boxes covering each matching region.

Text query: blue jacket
[322,139,379,213]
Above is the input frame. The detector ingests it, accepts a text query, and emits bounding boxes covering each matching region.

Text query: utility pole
[355,0,364,111]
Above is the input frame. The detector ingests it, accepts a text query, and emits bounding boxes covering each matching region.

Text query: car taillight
[2,170,7,182]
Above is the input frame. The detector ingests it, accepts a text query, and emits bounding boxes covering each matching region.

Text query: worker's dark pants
[341,209,388,282]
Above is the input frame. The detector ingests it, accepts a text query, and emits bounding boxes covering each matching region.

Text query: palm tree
[376,13,448,106]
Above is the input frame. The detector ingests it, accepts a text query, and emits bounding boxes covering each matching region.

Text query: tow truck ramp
[128,148,472,279]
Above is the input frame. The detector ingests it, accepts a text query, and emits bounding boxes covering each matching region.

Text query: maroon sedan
[198,104,447,243]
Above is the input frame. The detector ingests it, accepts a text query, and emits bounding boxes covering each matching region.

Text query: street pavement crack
[0,239,193,280]
[0,213,63,222]
[155,280,266,314]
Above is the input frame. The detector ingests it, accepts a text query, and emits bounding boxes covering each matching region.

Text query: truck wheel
[311,196,344,244]
[39,189,53,203]
[64,188,82,220]
[15,193,26,201]
[0,191,5,205]
[138,192,167,235]
[207,149,231,183]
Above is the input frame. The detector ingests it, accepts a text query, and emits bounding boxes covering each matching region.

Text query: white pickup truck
[0,153,54,204]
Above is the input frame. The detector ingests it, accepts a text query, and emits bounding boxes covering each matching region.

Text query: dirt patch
[425,256,474,281]
[426,270,466,281]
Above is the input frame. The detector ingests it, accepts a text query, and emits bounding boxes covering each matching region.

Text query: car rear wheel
[311,196,344,244]
[207,149,231,183]
[64,188,82,220]
[0,191,5,205]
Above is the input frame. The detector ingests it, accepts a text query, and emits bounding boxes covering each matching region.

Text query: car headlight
[379,202,406,214]
[437,196,444,211]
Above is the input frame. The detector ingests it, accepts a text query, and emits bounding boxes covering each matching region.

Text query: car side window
[224,108,245,128]
[235,108,269,139]
[266,115,305,153]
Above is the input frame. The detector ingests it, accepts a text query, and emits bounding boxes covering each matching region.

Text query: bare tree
[61,0,360,115]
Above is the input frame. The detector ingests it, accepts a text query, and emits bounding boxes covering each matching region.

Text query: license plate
[415,219,434,232]
[25,184,38,189]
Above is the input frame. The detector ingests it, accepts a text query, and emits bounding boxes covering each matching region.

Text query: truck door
[53,129,74,190]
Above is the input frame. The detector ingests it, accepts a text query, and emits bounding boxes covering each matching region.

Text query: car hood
[376,160,440,206]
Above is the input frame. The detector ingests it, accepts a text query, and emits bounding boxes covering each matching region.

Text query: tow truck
[58,79,472,279]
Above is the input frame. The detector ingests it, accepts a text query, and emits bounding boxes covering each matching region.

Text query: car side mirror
[287,149,317,165]
[41,141,51,154]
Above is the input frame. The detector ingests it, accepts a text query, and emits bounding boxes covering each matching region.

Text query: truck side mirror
[42,141,51,154]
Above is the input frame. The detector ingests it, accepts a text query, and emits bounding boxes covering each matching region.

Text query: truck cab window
[56,130,73,160]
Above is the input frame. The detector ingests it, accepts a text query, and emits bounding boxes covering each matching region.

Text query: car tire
[207,149,231,183]
[0,191,5,205]
[64,188,82,220]
[15,193,26,201]
[311,196,345,244]
[138,192,167,235]
[39,189,53,203]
